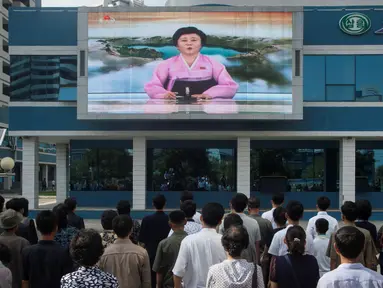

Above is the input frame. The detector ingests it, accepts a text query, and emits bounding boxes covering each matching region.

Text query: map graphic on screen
[87,11,293,115]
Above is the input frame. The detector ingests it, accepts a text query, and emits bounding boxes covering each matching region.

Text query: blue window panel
[326,85,355,101]
[58,87,77,101]
[303,56,325,101]
[0,107,8,124]
[326,56,355,85]
[355,56,383,102]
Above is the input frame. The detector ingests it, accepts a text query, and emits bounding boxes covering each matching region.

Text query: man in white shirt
[173,202,226,288]
[268,200,314,256]
[313,218,330,277]
[318,226,383,288]
[180,191,201,224]
[261,193,284,229]
[168,200,202,237]
[219,193,261,263]
[306,196,339,239]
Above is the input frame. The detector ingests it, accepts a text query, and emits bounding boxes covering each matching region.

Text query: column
[237,137,251,197]
[3,176,11,190]
[339,137,356,207]
[56,144,68,204]
[133,137,146,210]
[22,137,39,209]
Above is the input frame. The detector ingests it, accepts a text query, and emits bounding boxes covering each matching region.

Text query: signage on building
[339,13,371,35]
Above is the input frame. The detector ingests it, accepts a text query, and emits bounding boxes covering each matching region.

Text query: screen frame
[77,6,303,120]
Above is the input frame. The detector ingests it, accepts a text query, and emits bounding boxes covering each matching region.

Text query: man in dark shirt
[116,200,141,244]
[22,210,73,288]
[139,194,170,288]
[355,199,378,247]
[64,198,85,230]
[248,197,273,249]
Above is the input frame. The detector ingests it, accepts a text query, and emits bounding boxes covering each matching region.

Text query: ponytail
[286,226,306,256]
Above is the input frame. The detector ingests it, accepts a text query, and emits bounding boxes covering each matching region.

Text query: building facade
[7,2,383,218]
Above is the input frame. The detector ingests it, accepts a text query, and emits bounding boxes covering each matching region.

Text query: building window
[147,142,236,192]
[70,147,133,191]
[10,55,77,101]
[356,149,383,192]
[251,148,329,192]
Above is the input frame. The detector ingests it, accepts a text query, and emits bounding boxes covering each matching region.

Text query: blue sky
[42,0,167,6]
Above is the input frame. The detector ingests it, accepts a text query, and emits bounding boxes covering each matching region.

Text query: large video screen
[87,11,293,115]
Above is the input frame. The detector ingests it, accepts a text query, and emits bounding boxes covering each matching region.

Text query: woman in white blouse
[206,225,264,288]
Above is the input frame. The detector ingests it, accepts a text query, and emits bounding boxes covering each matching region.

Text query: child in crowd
[313,218,330,277]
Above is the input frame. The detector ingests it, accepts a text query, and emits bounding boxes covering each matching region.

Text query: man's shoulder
[356,226,373,238]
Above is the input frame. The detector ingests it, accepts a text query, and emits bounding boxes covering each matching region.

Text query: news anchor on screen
[144,26,238,100]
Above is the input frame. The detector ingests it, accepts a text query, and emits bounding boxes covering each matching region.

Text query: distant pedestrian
[52,180,55,190]
[318,226,383,288]
[116,200,140,244]
[42,178,47,192]
[61,229,119,288]
[262,193,284,229]
[64,197,85,230]
[153,210,187,288]
[53,204,78,248]
[313,218,330,277]
[99,215,150,288]
[100,210,118,248]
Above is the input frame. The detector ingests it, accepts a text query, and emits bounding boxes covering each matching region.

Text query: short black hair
[64,197,77,212]
[116,200,131,215]
[222,226,249,258]
[169,210,186,226]
[112,215,133,238]
[153,194,166,210]
[341,201,358,222]
[335,226,365,259]
[286,225,306,255]
[0,243,11,265]
[317,196,331,211]
[201,203,225,228]
[286,200,304,221]
[6,198,23,213]
[19,198,29,217]
[172,26,207,46]
[36,210,57,235]
[52,203,68,230]
[180,191,194,203]
[356,199,372,221]
[231,193,248,213]
[223,213,243,231]
[0,195,4,212]
[101,210,118,230]
[315,218,329,235]
[248,197,260,209]
[181,200,197,218]
[272,193,284,206]
[273,206,287,226]
[70,229,104,266]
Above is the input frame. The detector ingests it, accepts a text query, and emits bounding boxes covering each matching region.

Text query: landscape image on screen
[88,11,293,115]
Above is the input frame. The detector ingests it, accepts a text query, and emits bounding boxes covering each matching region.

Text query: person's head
[222,225,249,258]
[341,201,358,223]
[180,190,194,204]
[18,198,29,217]
[334,226,365,261]
[356,199,372,221]
[315,218,329,235]
[317,196,331,212]
[116,200,131,215]
[70,229,104,267]
[5,198,24,215]
[153,194,166,210]
[0,209,23,232]
[201,203,225,228]
[248,197,260,214]
[64,197,77,213]
[284,225,306,256]
[52,203,68,230]
[36,210,57,236]
[0,195,5,213]
[230,193,248,213]
[169,210,186,230]
[271,193,284,207]
[273,206,287,227]
[180,200,197,219]
[0,243,11,265]
[172,26,206,56]
[101,210,118,230]
[285,200,304,223]
[223,213,243,231]
[112,215,133,239]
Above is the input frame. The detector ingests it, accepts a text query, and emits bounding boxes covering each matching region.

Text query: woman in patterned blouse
[52,204,78,248]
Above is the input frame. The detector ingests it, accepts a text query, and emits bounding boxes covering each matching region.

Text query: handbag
[283,255,301,288]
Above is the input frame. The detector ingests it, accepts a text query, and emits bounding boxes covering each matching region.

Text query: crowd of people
[0,191,382,287]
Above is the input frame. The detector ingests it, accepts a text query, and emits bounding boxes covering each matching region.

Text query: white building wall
[339,137,356,206]
[22,137,39,209]
[237,137,250,198]
[133,137,146,210]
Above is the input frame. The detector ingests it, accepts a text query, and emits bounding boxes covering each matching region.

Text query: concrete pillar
[56,144,68,204]
[237,137,251,197]
[22,137,39,209]
[339,137,356,207]
[3,176,11,190]
[133,137,146,210]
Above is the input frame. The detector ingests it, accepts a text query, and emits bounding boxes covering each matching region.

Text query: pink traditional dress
[144,54,238,100]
